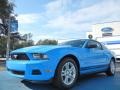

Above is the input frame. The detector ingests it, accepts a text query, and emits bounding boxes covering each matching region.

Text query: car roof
[69,39,92,41]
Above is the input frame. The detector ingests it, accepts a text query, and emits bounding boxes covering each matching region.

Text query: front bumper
[6,60,55,81]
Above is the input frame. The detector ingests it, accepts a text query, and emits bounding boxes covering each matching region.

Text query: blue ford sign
[101,27,113,32]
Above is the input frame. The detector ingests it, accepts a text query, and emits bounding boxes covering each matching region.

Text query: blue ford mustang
[6,39,116,89]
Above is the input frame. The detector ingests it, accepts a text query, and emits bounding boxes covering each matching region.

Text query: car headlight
[32,53,48,60]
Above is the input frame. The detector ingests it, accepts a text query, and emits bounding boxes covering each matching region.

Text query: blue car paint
[6,39,114,81]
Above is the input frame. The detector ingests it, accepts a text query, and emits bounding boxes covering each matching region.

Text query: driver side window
[86,40,102,50]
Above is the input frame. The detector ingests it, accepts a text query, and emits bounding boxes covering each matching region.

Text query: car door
[90,41,107,66]
[82,40,107,70]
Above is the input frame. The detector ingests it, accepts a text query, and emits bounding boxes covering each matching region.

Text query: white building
[87,21,120,39]
[87,21,120,60]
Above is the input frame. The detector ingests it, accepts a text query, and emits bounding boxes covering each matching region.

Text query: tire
[53,57,78,89]
[106,60,116,76]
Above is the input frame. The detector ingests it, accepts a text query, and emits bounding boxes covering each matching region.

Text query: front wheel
[53,57,78,89]
[106,60,116,76]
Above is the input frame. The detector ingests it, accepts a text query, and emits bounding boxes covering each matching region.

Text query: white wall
[91,21,120,39]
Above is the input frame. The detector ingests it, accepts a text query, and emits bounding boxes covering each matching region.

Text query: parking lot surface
[0,63,120,90]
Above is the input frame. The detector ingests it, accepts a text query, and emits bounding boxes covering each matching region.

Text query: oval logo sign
[101,27,113,32]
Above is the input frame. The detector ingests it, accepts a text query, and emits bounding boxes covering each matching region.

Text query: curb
[0,58,6,63]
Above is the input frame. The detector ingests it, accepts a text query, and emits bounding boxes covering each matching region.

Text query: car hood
[11,45,72,53]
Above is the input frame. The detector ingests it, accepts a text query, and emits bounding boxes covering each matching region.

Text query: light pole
[6,18,11,60]
[6,14,18,60]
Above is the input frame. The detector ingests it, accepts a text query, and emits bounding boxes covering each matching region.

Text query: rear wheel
[53,57,78,89]
[106,60,116,76]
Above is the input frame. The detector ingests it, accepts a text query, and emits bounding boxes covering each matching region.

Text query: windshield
[59,40,86,47]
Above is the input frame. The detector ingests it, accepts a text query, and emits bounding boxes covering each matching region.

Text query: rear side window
[86,40,103,50]
[101,43,108,50]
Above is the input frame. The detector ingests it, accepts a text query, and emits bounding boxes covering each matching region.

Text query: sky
[14,0,120,43]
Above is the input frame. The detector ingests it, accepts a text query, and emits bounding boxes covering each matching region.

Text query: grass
[0,66,5,71]
[0,62,5,71]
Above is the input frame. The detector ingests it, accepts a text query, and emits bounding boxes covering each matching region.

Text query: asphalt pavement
[0,63,120,90]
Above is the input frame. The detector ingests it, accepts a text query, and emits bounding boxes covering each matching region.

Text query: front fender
[46,47,80,75]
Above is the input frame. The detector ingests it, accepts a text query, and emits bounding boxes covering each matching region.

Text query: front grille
[11,70,25,75]
[11,53,29,60]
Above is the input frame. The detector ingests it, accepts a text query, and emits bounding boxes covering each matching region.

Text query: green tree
[13,40,34,49]
[36,39,58,45]
[13,33,34,50]
[0,0,15,35]
[0,36,7,57]
[22,33,32,41]
[0,33,34,58]
[0,0,14,20]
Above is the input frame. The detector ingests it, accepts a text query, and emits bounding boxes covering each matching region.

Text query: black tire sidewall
[110,60,116,75]
[106,60,116,76]
[54,57,78,89]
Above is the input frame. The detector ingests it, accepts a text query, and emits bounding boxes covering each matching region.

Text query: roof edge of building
[93,20,120,25]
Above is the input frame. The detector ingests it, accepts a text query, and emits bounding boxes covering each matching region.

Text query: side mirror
[87,44,97,48]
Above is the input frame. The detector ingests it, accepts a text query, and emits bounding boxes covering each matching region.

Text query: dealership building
[86,21,120,39]
[86,21,120,60]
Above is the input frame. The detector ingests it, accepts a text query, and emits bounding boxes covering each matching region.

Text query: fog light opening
[32,70,41,75]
